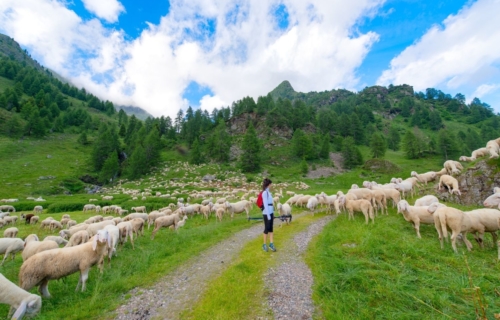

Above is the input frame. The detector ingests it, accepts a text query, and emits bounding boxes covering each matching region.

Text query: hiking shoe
[269,243,276,252]
[262,244,268,252]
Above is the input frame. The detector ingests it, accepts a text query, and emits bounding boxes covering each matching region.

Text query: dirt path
[114,213,332,320]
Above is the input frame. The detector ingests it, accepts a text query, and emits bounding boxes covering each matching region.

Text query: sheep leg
[435,224,444,249]
[492,231,498,247]
[414,221,421,239]
[462,232,473,251]
[362,210,369,224]
[79,269,90,291]
[39,279,51,298]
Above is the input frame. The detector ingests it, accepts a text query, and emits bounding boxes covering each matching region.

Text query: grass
[0,135,92,198]
[182,213,323,319]
[0,210,257,320]
[305,208,500,320]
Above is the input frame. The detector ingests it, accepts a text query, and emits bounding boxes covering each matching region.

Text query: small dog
[277,214,292,228]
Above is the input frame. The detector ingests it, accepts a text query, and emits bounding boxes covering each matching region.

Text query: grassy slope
[0,76,13,92]
[0,135,92,199]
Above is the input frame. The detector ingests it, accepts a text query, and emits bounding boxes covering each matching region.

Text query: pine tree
[351,113,365,145]
[240,122,261,173]
[5,114,23,138]
[300,158,308,174]
[77,132,89,145]
[402,130,420,159]
[190,138,203,165]
[126,144,148,179]
[388,126,401,151]
[342,137,363,169]
[119,123,126,137]
[207,120,231,163]
[319,135,330,159]
[144,127,162,169]
[99,151,120,184]
[292,129,313,159]
[91,124,120,171]
[370,133,387,158]
[438,129,459,160]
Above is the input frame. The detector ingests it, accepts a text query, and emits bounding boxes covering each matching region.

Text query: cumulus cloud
[377,0,500,105]
[82,0,125,23]
[471,83,500,100]
[0,0,384,118]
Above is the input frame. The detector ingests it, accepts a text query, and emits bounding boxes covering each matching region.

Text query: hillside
[0,34,43,71]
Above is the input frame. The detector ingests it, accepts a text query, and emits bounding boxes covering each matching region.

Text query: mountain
[116,105,153,120]
[0,34,43,71]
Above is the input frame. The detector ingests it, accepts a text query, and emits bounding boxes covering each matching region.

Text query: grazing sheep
[103,225,120,266]
[443,160,463,175]
[483,193,500,208]
[0,273,41,320]
[59,224,90,239]
[49,220,63,232]
[102,196,113,201]
[459,147,489,162]
[414,195,439,207]
[463,209,500,248]
[21,213,35,224]
[123,213,148,222]
[306,195,321,215]
[438,175,461,196]
[151,213,183,239]
[411,171,437,185]
[3,216,17,225]
[22,234,59,261]
[116,222,135,248]
[82,204,96,213]
[486,139,500,159]
[130,218,145,237]
[86,220,115,237]
[112,217,123,225]
[64,230,90,248]
[131,206,147,213]
[174,216,188,230]
[370,189,388,216]
[147,211,166,229]
[397,200,434,238]
[215,207,225,222]
[33,206,43,214]
[3,227,18,238]
[226,200,252,219]
[0,205,15,212]
[19,229,111,298]
[0,238,24,265]
[30,216,39,225]
[200,204,212,219]
[338,195,374,224]
[427,203,473,253]
[40,217,54,230]
[42,236,68,246]
[394,177,420,199]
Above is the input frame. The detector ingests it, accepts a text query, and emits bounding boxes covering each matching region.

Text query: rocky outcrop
[435,160,500,205]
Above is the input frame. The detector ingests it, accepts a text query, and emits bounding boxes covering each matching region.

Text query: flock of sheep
[1,135,500,319]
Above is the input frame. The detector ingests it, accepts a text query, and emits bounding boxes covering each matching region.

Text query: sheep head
[411,171,418,177]
[427,202,445,214]
[93,229,110,251]
[12,294,42,320]
[397,200,409,214]
[338,196,346,206]
[351,184,359,189]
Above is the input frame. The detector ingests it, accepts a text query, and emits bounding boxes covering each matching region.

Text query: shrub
[47,202,87,213]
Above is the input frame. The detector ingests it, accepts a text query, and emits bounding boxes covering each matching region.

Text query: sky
[1,0,500,118]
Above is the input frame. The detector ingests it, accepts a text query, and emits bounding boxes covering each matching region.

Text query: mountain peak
[269,80,297,100]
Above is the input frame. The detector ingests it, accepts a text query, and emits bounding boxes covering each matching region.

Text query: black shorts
[263,214,274,234]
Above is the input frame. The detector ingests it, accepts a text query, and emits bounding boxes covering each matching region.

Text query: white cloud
[377,0,500,109]
[199,94,228,114]
[0,0,385,118]
[82,0,125,23]
[471,83,500,100]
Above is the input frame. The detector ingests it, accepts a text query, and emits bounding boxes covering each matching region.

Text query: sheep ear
[12,301,27,320]
[92,235,98,251]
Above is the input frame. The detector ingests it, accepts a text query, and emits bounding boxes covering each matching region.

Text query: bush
[61,178,86,194]
[47,202,87,213]
[8,201,53,212]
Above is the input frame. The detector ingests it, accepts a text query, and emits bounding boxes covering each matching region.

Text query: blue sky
[1,0,499,117]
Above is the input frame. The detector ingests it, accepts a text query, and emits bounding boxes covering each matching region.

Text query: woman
[261,178,276,252]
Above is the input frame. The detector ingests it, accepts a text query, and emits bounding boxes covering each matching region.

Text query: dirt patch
[305,153,345,178]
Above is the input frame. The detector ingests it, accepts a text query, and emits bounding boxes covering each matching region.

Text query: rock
[46,155,52,158]
[202,175,216,182]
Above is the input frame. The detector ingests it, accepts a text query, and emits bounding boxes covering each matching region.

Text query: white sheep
[394,177,420,199]
[427,203,473,253]
[276,203,292,227]
[103,225,120,266]
[443,160,463,175]
[397,200,434,238]
[116,221,135,249]
[43,236,68,246]
[86,220,115,237]
[3,227,18,238]
[151,212,183,239]
[82,204,96,213]
[130,218,145,237]
[459,147,489,162]
[30,216,39,225]
[464,209,500,248]
[483,193,500,208]
[64,230,90,248]
[0,273,41,320]
[438,175,461,196]
[411,171,437,185]
[33,205,43,214]
[19,229,111,298]
[215,207,225,222]
[306,195,321,215]
[174,216,188,230]
[414,195,439,207]
[0,238,24,265]
[59,224,90,239]
[338,195,374,224]
[147,211,166,229]
[226,200,252,219]
[3,216,18,225]
[131,206,147,213]
[486,139,500,159]
[123,213,148,222]
[22,234,59,261]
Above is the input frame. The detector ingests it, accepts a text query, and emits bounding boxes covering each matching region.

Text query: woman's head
[262,178,272,190]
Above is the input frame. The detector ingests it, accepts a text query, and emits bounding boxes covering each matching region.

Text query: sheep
[0,205,15,212]
[463,209,500,248]
[112,217,123,225]
[123,213,148,222]
[394,178,420,199]
[82,204,96,213]
[0,238,24,265]
[103,225,120,266]
[321,194,340,215]
[30,216,39,225]
[22,234,59,261]
[64,230,90,248]
[3,227,18,238]
[306,195,321,215]
[86,220,115,237]
[42,236,68,246]
[0,212,9,219]
[397,200,434,238]
[438,175,461,196]
[443,160,463,175]
[459,147,489,162]
[147,211,166,229]
[276,203,292,227]
[40,217,54,229]
[338,195,374,224]
[295,195,313,207]
[0,273,41,320]
[19,229,111,298]
[33,205,43,214]
[370,189,387,216]
[49,220,63,232]
[131,206,147,213]
[486,139,500,159]
[414,195,439,207]
[102,196,113,201]
[59,224,89,239]
[483,193,500,208]
[215,207,225,222]
[173,216,188,230]
[3,216,18,225]
[411,171,437,185]
[130,218,145,237]
[200,204,212,219]
[226,200,252,219]
[116,221,135,249]
[427,203,473,253]
[21,213,35,224]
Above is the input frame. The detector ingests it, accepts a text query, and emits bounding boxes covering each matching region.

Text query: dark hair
[262,178,272,191]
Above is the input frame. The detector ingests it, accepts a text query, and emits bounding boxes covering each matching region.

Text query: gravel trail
[114,213,331,320]
[265,215,335,320]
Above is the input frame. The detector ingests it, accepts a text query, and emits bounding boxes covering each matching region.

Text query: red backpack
[256,191,264,210]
